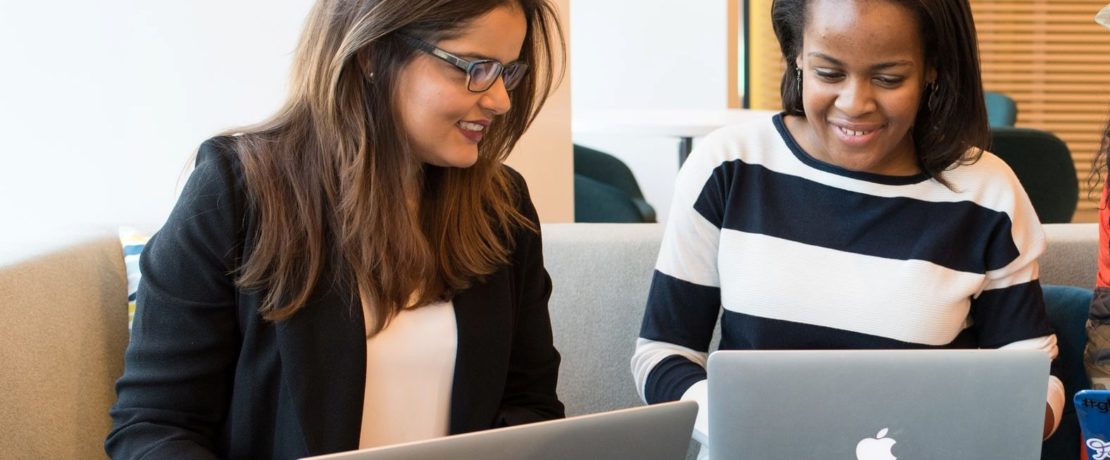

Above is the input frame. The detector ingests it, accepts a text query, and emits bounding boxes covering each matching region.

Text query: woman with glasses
[106,0,565,458]
[632,0,1063,455]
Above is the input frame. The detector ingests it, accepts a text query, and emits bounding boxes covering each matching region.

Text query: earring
[927,82,939,112]
[795,67,802,95]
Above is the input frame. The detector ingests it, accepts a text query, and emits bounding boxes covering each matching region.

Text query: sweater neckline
[771,113,931,186]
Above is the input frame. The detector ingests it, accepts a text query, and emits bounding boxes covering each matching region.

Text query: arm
[495,168,565,426]
[631,135,729,445]
[105,140,243,459]
[1086,183,1110,388]
[970,169,1061,440]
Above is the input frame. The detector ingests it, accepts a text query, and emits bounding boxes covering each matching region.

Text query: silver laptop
[302,401,697,460]
[707,349,1049,460]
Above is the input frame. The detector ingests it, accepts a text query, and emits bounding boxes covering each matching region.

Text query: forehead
[439,5,527,62]
[802,0,924,63]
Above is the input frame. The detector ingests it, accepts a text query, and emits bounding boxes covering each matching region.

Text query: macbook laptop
[302,400,697,460]
[707,349,1049,460]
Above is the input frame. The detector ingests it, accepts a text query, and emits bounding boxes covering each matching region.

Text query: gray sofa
[0,223,1098,459]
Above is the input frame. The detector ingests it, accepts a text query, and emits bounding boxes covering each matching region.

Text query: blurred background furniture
[574,144,656,223]
[990,127,1078,223]
[985,90,1018,127]
[572,109,776,165]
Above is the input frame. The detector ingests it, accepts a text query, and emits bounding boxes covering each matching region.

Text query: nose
[834,78,877,116]
[479,77,512,116]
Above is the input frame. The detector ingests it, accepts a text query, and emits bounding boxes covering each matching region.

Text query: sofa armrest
[0,231,128,459]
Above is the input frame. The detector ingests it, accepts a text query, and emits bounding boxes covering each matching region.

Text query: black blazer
[106,139,564,459]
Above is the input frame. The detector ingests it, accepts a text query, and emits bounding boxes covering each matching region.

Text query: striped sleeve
[966,157,1062,435]
[968,158,1052,349]
[631,132,730,405]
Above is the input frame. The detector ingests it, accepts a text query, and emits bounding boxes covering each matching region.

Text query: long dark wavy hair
[771,0,989,186]
[221,0,564,335]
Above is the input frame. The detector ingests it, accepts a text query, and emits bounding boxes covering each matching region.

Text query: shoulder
[184,136,249,208]
[942,148,1029,213]
[942,148,1044,255]
[163,137,249,239]
[679,112,785,183]
[694,112,782,160]
[195,136,246,184]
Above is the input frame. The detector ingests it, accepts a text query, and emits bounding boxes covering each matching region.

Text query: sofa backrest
[543,222,1099,418]
[0,233,128,459]
[543,223,664,416]
[1040,223,1097,287]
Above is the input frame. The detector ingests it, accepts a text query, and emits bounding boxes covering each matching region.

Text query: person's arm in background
[1085,182,1110,390]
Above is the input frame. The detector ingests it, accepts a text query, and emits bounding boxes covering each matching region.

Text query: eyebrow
[807,52,914,71]
[445,48,521,64]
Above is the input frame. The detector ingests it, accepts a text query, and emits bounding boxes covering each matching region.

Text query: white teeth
[458,121,485,132]
[838,126,871,137]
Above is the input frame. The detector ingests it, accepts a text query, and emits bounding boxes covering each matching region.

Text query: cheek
[887,90,924,122]
[801,84,835,116]
[400,83,452,135]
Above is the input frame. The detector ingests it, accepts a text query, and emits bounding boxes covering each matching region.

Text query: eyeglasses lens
[468,62,503,92]
[502,63,528,90]
[467,61,529,92]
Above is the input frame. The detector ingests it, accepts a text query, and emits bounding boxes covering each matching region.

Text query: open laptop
[707,349,1049,459]
[302,400,697,460]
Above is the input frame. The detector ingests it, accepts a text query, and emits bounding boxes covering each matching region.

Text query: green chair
[989,127,1078,223]
[573,144,656,223]
[986,90,1018,127]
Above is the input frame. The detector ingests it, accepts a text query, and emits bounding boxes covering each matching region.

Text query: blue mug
[1076,389,1110,459]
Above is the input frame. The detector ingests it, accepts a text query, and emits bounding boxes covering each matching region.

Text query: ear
[795,55,803,70]
[925,66,937,86]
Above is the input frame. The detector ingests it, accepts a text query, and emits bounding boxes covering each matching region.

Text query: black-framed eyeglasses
[400,35,528,93]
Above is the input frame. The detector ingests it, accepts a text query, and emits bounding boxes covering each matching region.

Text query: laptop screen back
[303,401,697,460]
[707,349,1048,460]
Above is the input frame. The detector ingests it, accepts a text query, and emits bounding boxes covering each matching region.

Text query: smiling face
[786,0,933,176]
[395,5,527,168]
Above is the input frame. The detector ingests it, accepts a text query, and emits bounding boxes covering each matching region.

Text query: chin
[420,147,480,169]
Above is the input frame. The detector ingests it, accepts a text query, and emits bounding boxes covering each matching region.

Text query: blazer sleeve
[494,167,566,426]
[106,139,244,459]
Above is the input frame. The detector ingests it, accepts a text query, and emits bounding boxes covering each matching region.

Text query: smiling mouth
[836,126,876,137]
[457,121,486,132]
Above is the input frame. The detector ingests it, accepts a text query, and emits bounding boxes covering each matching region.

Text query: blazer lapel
[449,267,514,434]
[275,285,367,455]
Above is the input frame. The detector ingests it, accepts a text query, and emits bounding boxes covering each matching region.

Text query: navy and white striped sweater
[631,113,1062,441]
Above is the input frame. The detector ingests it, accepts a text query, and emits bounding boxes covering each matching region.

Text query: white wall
[571,0,728,222]
[0,0,312,255]
[0,0,573,259]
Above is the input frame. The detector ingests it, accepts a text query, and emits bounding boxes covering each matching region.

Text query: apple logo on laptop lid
[856,428,896,460]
